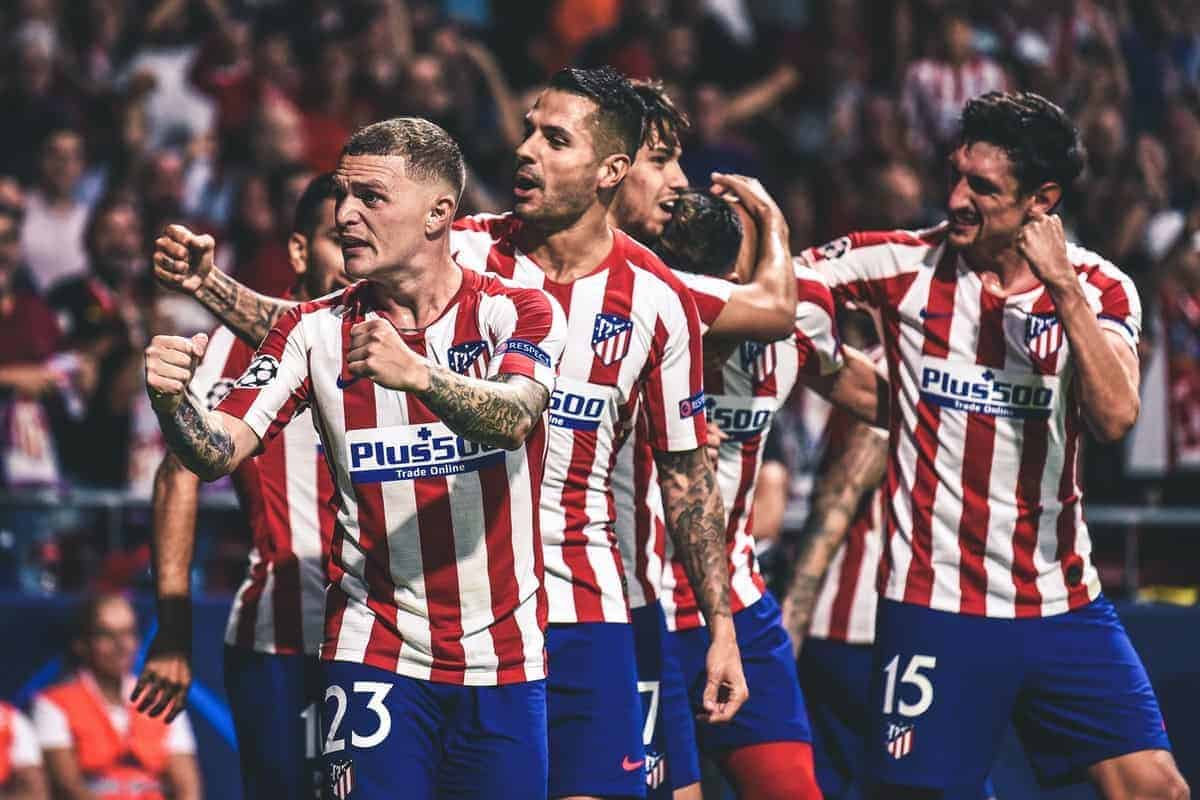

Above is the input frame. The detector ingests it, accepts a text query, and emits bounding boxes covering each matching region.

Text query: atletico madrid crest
[1025,313,1064,362]
[592,313,633,366]
[886,723,914,760]
[739,341,777,385]
[329,759,354,799]
[645,751,666,789]
[447,340,489,378]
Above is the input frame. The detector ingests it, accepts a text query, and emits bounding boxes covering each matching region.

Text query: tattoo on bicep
[156,399,233,481]
[422,368,548,449]
[655,447,732,621]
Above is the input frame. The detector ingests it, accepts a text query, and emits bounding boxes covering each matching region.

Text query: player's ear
[426,191,457,238]
[1028,181,1062,216]
[597,152,631,192]
[287,232,309,277]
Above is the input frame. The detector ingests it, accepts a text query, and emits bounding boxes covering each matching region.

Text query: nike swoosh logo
[621,756,645,772]
[336,375,359,389]
[918,308,953,320]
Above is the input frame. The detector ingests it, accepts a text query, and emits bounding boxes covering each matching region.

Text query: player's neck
[522,205,614,283]
[963,244,1039,296]
[371,251,464,330]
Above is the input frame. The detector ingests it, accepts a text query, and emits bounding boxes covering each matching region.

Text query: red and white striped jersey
[613,262,844,627]
[187,325,334,656]
[451,214,707,624]
[807,408,888,645]
[217,270,567,685]
[805,227,1141,618]
[901,57,1007,150]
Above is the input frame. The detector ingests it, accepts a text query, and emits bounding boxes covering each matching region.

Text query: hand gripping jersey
[451,214,707,624]
[613,261,844,629]
[188,325,335,656]
[806,404,888,645]
[217,270,566,684]
[805,227,1141,618]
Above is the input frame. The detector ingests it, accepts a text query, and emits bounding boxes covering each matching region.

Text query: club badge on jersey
[447,340,489,378]
[1025,312,1065,365]
[329,759,354,799]
[887,723,914,760]
[739,341,777,386]
[592,313,634,366]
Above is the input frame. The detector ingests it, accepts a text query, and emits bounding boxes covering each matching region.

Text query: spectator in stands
[901,9,1007,157]
[21,129,91,293]
[48,196,150,489]
[0,21,81,183]
[0,700,47,800]
[32,594,201,800]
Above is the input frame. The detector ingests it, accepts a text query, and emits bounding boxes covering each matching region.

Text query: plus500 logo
[919,366,1054,419]
[548,389,605,431]
[347,428,503,483]
[706,397,774,441]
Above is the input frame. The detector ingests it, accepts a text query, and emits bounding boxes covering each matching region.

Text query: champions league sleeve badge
[234,354,280,389]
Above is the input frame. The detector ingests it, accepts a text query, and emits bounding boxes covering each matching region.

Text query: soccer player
[607,82,799,800]
[131,173,346,799]
[629,187,880,800]
[149,68,750,800]
[804,91,1189,798]
[143,117,567,800]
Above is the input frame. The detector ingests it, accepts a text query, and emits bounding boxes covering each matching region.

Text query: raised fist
[145,333,208,412]
[153,224,216,295]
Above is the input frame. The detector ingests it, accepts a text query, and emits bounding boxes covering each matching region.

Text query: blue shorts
[869,596,1172,790]
[547,622,645,798]
[800,638,992,800]
[320,661,547,800]
[224,646,324,799]
[632,603,702,796]
[672,592,811,753]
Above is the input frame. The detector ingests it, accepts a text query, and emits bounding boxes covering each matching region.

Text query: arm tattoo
[195,269,295,346]
[420,369,548,450]
[154,397,234,481]
[783,420,888,639]
[655,448,732,623]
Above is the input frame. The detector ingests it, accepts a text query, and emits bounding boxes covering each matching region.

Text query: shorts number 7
[637,680,661,746]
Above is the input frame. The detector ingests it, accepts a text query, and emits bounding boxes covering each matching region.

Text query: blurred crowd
[1,0,1199,590]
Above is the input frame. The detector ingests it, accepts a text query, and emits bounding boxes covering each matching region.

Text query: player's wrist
[152,595,193,658]
[707,611,736,639]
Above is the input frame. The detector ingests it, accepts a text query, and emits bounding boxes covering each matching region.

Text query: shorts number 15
[881,654,936,717]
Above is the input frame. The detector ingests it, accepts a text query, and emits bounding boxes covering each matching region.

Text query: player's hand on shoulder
[153,223,215,295]
[1017,213,1074,292]
[145,333,208,412]
[347,318,429,392]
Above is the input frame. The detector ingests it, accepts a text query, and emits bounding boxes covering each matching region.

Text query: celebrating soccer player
[132,174,347,798]
[143,118,567,800]
[805,91,1188,798]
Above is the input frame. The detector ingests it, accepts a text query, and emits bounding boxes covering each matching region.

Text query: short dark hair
[959,91,1086,195]
[548,66,646,159]
[633,79,690,152]
[292,173,338,237]
[653,190,743,277]
[342,117,466,199]
[84,193,141,255]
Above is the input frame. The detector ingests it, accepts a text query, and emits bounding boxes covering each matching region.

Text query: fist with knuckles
[347,318,432,393]
[145,333,208,412]
[1016,212,1076,294]
[153,223,214,294]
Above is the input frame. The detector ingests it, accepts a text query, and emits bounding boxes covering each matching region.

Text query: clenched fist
[153,224,215,295]
[347,319,430,392]
[145,333,208,412]
[1016,213,1074,294]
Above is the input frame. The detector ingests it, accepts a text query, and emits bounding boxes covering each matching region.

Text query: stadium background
[0,0,1196,796]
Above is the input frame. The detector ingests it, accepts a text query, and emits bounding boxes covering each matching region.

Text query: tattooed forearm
[783,419,888,639]
[195,269,294,346]
[655,447,732,624]
[420,369,549,450]
[154,397,235,481]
